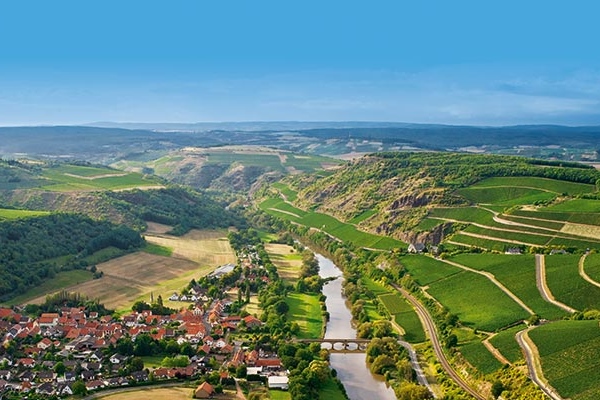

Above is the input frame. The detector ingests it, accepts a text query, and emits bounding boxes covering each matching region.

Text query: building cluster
[0,244,291,398]
[0,298,285,398]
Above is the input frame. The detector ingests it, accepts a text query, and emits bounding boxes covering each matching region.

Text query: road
[398,339,436,397]
[535,254,577,313]
[578,253,600,289]
[392,283,485,400]
[515,327,564,400]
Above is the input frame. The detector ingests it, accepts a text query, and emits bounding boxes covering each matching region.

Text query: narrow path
[535,254,577,313]
[458,231,539,248]
[482,334,511,366]
[578,253,600,289]
[392,283,485,400]
[516,327,564,400]
[267,207,302,219]
[437,258,535,315]
[398,339,436,397]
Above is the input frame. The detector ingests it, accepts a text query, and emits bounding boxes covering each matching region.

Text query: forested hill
[0,214,144,301]
[286,152,600,238]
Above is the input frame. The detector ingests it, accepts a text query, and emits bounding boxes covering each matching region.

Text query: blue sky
[1,1,600,125]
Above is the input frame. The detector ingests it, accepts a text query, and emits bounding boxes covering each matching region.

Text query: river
[317,253,397,400]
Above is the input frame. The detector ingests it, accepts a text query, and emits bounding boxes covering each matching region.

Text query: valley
[2,126,600,399]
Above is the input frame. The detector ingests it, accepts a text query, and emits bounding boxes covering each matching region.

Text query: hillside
[282,152,599,248]
[0,213,144,301]
[0,160,243,233]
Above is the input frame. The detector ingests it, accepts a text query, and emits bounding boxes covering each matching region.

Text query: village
[0,243,290,399]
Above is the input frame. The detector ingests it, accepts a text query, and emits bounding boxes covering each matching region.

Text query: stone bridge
[295,338,371,352]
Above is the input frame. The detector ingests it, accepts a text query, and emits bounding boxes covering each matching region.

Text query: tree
[54,361,66,376]
[370,354,395,375]
[491,380,505,399]
[129,357,144,372]
[445,334,458,349]
[72,380,87,396]
[395,381,432,400]
[236,364,247,378]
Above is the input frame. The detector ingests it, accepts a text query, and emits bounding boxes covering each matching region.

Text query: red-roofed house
[194,381,214,399]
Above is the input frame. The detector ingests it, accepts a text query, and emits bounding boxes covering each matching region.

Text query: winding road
[578,253,600,289]
[535,254,577,313]
[516,327,564,400]
[392,283,485,400]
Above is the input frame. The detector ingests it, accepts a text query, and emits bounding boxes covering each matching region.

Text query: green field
[545,254,600,310]
[459,340,503,374]
[260,196,404,250]
[450,254,565,320]
[414,217,443,232]
[457,186,556,206]
[447,234,508,252]
[0,208,50,220]
[285,154,340,172]
[272,182,299,202]
[467,176,595,195]
[286,293,323,339]
[488,324,527,364]
[427,270,529,331]
[582,253,600,284]
[3,270,94,306]
[529,320,600,400]
[498,214,565,230]
[348,209,377,225]
[429,207,496,225]
[270,389,291,400]
[511,209,600,226]
[40,164,160,191]
[462,225,551,246]
[399,255,461,286]
[142,243,174,257]
[546,199,600,213]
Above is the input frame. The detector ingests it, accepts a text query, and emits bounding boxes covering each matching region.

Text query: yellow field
[28,229,236,312]
[265,243,302,283]
[561,223,600,240]
[145,229,236,266]
[96,386,193,399]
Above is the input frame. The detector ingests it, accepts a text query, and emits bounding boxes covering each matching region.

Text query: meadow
[286,292,323,339]
[0,208,50,220]
[529,320,600,400]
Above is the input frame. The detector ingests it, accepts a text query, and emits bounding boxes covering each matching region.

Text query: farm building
[268,375,289,390]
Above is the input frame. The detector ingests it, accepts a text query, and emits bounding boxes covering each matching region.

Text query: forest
[0,213,144,301]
